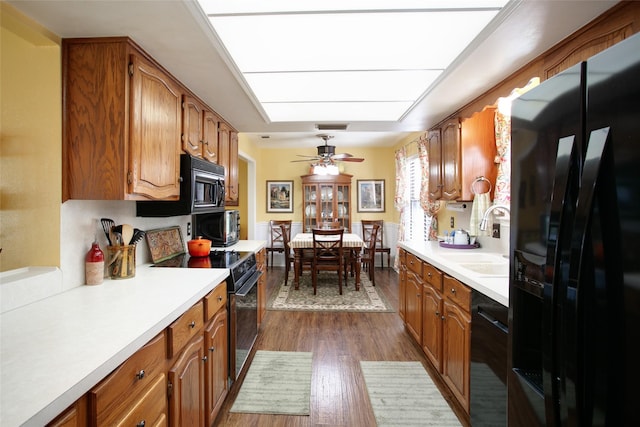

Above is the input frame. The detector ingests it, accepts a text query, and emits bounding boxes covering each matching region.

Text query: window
[406,155,430,242]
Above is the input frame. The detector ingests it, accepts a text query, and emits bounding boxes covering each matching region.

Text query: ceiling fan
[291,134,365,164]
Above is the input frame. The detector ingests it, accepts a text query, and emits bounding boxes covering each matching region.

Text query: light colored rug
[230,350,313,415]
[268,271,394,312]
[360,361,462,426]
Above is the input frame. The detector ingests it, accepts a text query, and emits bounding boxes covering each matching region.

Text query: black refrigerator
[508,32,640,426]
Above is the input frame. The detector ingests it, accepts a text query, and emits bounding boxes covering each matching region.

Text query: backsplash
[61,200,190,291]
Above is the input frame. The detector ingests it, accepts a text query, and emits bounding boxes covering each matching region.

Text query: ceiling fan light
[313,164,340,175]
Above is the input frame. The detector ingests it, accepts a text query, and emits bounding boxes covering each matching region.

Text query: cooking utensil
[187,237,212,257]
[130,229,146,246]
[100,218,115,245]
[121,224,133,246]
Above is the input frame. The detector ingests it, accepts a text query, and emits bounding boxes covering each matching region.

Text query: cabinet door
[129,53,182,200]
[182,95,203,157]
[227,130,239,204]
[427,129,443,200]
[422,284,444,372]
[405,270,423,344]
[204,310,228,426]
[442,299,471,413]
[302,184,317,231]
[168,334,206,427]
[218,123,239,204]
[398,253,407,320]
[202,110,219,163]
[441,119,462,200]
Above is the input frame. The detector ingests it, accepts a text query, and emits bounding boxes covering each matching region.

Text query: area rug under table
[268,272,394,312]
[360,361,462,426]
[230,350,313,415]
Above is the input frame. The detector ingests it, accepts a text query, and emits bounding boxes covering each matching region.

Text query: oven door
[229,270,261,381]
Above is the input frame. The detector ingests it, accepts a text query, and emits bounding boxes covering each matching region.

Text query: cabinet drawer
[406,252,423,276]
[90,332,166,424]
[102,373,167,427]
[204,284,227,322]
[423,263,443,292]
[168,300,204,358]
[443,275,471,311]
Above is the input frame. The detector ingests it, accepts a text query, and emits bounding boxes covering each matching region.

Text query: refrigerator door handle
[543,135,578,427]
[568,126,624,425]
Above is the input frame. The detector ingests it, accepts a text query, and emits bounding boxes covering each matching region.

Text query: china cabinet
[301,173,352,232]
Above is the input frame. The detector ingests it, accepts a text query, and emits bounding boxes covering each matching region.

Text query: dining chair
[360,223,380,286]
[311,228,345,295]
[267,220,291,269]
[280,223,313,286]
[361,219,390,268]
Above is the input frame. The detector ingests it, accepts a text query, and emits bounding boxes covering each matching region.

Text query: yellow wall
[251,143,399,225]
[1,3,61,271]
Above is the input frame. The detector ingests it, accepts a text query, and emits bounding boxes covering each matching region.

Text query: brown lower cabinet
[399,249,471,415]
[47,282,228,427]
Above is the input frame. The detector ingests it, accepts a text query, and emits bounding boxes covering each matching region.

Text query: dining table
[290,232,365,291]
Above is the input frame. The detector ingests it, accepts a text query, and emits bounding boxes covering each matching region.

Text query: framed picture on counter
[357,179,385,212]
[267,180,294,213]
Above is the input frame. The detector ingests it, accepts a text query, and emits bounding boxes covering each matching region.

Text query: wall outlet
[187,222,192,236]
[450,216,455,228]
[492,223,501,238]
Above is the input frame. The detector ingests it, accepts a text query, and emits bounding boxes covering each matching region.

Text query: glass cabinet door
[303,184,318,232]
[336,184,350,231]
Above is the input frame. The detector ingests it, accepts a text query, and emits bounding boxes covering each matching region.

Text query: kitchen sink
[458,262,509,277]
[443,253,507,264]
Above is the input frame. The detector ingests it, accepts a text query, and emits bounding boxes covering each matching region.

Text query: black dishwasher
[471,290,508,426]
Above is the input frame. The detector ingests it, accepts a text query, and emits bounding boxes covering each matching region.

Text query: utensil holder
[107,245,136,279]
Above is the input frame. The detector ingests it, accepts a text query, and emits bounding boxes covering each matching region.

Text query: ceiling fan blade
[336,157,365,162]
[330,153,354,160]
[290,159,317,163]
[296,154,321,158]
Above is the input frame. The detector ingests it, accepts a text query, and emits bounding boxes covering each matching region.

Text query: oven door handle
[235,270,262,297]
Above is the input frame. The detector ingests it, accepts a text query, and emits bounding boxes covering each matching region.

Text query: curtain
[417,136,442,240]
[394,146,408,270]
[494,107,511,206]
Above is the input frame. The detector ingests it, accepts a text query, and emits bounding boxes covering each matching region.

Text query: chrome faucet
[480,204,511,231]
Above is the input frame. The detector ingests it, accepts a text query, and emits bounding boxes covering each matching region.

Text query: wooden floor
[213,266,469,427]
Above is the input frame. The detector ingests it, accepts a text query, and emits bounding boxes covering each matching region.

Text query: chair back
[312,228,344,263]
[280,223,291,256]
[366,223,381,254]
[362,220,384,249]
[269,220,292,248]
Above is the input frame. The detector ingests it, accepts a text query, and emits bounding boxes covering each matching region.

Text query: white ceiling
[7,0,618,150]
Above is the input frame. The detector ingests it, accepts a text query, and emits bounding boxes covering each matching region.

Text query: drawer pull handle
[435,311,440,316]
[209,346,215,352]
[451,288,456,294]
[136,370,145,380]
[427,272,432,278]
[202,356,208,362]
[137,421,146,427]
[218,296,223,301]
[189,321,196,328]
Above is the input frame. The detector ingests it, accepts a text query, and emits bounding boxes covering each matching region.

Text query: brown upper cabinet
[218,122,239,205]
[62,36,237,202]
[63,37,182,201]
[428,109,497,202]
[182,95,220,163]
[428,118,461,201]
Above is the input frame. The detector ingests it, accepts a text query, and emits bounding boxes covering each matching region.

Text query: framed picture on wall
[357,179,385,212]
[267,180,294,213]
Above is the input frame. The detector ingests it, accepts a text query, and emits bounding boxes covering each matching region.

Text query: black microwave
[194,210,240,247]
[137,154,225,217]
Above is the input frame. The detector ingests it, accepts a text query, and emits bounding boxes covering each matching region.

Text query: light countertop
[0,240,266,427]
[398,241,509,307]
